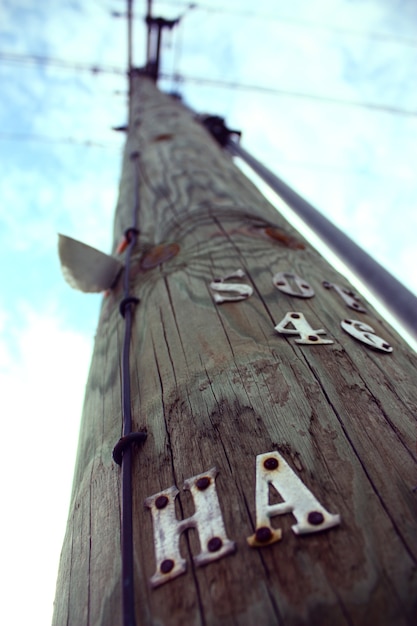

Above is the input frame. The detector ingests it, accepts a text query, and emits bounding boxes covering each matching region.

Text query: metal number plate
[209,269,253,304]
[273,272,314,298]
[323,281,366,313]
[274,312,333,345]
[341,319,393,352]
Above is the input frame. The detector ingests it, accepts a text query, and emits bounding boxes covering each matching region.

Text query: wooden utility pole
[53,74,417,626]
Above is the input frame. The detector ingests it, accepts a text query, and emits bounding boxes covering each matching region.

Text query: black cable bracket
[124,226,140,240]
[113,432,147,466]
[119,296,140,318]
[197,114,242,147]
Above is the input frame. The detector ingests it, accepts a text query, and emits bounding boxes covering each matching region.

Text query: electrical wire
[2,51,415,118]
[159,72,417,117]
[0,51,125,76]
[0,131,120,149]
[112,152,146,626]
[155,1,417,47]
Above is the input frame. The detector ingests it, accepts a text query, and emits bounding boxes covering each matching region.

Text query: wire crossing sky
[0,1,416,625]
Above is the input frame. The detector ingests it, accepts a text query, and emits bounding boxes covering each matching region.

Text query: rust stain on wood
[265,226,305,249]
[153,133,174,142]
[140,243,180,270]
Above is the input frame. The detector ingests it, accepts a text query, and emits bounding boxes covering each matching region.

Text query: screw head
[382,343,391,350]
[155,495,169,509]
[255,526,273,543]
[207,537,223,552]
[160,559,175,574]
[308,511,324,525]
[308,335,318,341]
[291,313,300,319]
[263,457,279,471]
[196,476,211,491]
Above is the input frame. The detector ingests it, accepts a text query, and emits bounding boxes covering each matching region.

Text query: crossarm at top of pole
[227,140,417,341]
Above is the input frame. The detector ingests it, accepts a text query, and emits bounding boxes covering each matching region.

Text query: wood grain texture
[53,75,417,626]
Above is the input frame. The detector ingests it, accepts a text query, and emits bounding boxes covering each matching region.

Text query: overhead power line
[2,51,415,119]
[0,52,125,76]
[160,72,417,117]
[156,1,417,47]
[0,131,120,149]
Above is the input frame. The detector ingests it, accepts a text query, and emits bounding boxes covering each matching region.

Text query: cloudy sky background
[1,0,416,623]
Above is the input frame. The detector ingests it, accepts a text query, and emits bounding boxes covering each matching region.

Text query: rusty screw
[255,526,272,543]
[207,537,223,552]
[308,511,324,525]
[196,476,211,491]
[308,335,318,341]
[291,313,300,319]
[160,559,175,574]
[263,457,279,471]
[155,495,169,509]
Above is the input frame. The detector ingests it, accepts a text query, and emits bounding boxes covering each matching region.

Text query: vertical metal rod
[146,0,152,65]
[155,24,162,80]
[127,0,133,73]
[228,140,417,340]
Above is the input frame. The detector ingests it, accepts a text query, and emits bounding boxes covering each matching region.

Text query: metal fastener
[255,526,273,543]
[263,457,279,471]
[308,511,324,525]
[207,537,223,552]
[196,476,211,491]
[160,559,175,574]
[155,495,169,509]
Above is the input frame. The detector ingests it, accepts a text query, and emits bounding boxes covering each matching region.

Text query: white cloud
[0,301,93,626]
[0,155,120,255]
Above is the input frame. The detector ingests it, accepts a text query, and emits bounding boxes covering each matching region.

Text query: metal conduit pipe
[227,140,417,341]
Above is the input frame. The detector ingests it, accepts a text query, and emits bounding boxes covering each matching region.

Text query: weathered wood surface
[53,75,417,626]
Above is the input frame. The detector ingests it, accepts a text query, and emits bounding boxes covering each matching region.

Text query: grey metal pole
[227,140,417,341]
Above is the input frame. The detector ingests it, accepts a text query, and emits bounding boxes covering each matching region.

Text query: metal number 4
[274,312,333,345]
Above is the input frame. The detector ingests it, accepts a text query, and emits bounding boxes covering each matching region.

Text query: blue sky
[0,1,416,624]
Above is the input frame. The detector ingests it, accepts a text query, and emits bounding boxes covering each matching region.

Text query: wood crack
[299,349,417,566]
